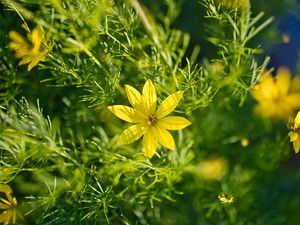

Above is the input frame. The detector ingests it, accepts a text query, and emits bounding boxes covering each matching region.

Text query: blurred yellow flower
[197,157,228,180]
[289,111,300,153]
[240,137,249,147]
[252,67,300,120]
[282,34,290,44]
[9,27,48,71]
[0,184,17,225]
[108,80,191,158]
[215,0,249,9]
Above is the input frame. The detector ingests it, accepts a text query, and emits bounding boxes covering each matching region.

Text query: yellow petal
[125,84,145,113]
[12,209,16,224]
[28,63,35,71]
[0,209,13,224]
[27,53,45,71]
[9,43,28,52]
[18,56,32,66]
[293,139,300,153]
[142,80,157,115]
[117,124,147,145]
[143,127,157,158]
[276,67,291,96]
[5,193,14,206]
[252,73,278,101]
[0,184,12,194]
[295,111,300,128]
[9,31,28,48]
[155,91,183,119]
[108,105,145,123]
[290,132,298,142]
[286,93,300,109]
[290,76,300,92]
[155,126,175,150]
[158,116,191,130]
[0,202,10,210]
[30,28,43,52]
[14,49,30,59]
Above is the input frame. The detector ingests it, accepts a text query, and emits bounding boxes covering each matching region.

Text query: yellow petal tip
[169,146,176,151]
[145,151,155,159]
[294,145,300,154]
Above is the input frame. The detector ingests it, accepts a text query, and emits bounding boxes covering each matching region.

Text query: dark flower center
[147,115,157,126]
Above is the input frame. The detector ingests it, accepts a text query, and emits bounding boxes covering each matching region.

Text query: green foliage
[0,0,300,224]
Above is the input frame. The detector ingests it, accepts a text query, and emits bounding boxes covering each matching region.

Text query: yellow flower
[108,80,191,158]
[289,111,300,153]
[197,157,228,180]
[0,184,17,225]
[252,67,300,120]
[9,27,48,71]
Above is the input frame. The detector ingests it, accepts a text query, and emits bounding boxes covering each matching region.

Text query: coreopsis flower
[9,27,48,71]
[289,111,300,153]
[108,80,191,158]
[252,67,300,120]
[0,184,17,225]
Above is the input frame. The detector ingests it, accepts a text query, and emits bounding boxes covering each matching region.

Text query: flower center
[147,115,157,126]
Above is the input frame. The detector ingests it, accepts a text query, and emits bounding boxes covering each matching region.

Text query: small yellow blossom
[0,184,17,225]
[108,80,191,158]
[218,193,234,204]
[252,67,300,120]
[9,27,48,71]
[211,61,224,73]
[289,111,300,153]
[282,34,290,44]
[240,138,249,147]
